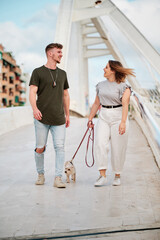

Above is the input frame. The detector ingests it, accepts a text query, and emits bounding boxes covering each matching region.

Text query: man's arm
[29,85,42,120]
[63,89,70,128]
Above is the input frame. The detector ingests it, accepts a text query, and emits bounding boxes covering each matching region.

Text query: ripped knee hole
[35,146,45,154]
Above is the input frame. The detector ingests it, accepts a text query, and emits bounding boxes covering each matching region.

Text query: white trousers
[95,107,129,174]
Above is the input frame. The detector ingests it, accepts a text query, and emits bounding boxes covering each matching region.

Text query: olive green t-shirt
[29,65,69,125]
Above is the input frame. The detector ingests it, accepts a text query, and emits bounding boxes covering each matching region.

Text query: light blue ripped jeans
[34,119,66,177]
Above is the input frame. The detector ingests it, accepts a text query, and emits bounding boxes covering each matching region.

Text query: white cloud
[24,3,59,27]
[0,22,32,53]
[0,3,58,74]
[111,0,160,52]
[17,52,45,74]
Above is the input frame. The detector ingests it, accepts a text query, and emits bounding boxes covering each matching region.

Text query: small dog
[64,161,76,183]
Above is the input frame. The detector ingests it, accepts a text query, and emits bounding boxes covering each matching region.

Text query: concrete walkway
[0,118,160,240]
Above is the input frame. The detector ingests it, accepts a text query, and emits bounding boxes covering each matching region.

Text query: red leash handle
[71,124,95,168]
[85,127,94,167]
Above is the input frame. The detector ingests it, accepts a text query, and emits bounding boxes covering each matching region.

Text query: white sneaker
[112,177,121,186]
[35,174,45,185]
[94,176,107,187]
[54,176,66,188]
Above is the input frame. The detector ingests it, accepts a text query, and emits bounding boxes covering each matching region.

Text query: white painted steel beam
[92,17,140,91]
[74,0,106,9]
[55,0,159,116]
[82,26,97,35]
[84,49,110,58]
[81,19,92,25]
[83,37,104,46]
[72,5,116,22]
[54,0,74,69]
[102,0,160,75]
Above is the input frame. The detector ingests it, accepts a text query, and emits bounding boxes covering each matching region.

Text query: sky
[0,0,60,72]
[0,0,160,103]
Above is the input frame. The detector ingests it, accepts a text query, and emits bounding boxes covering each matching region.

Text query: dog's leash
[70,124,95,167]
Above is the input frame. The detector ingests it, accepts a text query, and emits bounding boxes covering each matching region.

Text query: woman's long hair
[109,60,135,83]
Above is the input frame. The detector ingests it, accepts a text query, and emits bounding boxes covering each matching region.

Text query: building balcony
[16,76,20,81]
[15,78,20,85]
[15,86,20,92]
[14,102,19,106]
[2,89,7,93]
[1,66,8,73]
[14,66,21,76]
[20,78,26,83]
[2,77,7,82]
[19,97,26,103]
[1,92,7,97]
[2,53,16,66]
[2,78,7,84]
[19,86,26,93]
[15,82,20,87]
[9,92,14,97]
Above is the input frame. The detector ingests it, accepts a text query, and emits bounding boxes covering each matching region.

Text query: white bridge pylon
[54,0,160,116]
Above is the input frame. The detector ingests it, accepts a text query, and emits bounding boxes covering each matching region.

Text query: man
[29,43,70,188]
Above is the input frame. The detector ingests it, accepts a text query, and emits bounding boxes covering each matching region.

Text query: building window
[15,96,19,103]
[15,85,19,91]
[2,98,7,106]
[9,76,14,84]
[9,88,14,96]
[2,73,7,81]
[9,64,15,72]
[3,60,8,67]
[2,86,7,93]
[9,100,13,106]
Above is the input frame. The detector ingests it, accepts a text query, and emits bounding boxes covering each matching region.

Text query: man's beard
[56,59,60,64]
[52,55,61,64]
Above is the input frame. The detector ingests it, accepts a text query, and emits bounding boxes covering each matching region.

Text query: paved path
[0,118,160,240]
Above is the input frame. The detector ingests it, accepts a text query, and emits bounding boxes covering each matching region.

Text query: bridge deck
[0,118,160,239]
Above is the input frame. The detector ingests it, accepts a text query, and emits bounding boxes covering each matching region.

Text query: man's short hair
[45,43,63,55]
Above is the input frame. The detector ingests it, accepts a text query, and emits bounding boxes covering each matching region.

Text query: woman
[88,60,135,187]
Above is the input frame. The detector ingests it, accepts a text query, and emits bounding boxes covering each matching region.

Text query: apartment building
[0,44,26,108]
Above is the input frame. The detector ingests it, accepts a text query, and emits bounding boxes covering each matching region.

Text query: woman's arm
[119,88,131,135]
[88,95,100,127]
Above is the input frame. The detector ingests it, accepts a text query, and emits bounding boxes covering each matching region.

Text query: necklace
[48,68,58,88]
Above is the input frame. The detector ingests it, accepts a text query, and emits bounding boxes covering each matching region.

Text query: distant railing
[0,106,33,135]
[130,92,160,168]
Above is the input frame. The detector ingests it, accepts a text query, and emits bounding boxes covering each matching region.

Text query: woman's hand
[87,120,94,128]
[119,122,126,135]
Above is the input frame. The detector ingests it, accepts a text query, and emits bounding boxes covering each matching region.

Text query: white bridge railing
[0,106,33,136]
[0,100,160,168]
[130,93,160,168]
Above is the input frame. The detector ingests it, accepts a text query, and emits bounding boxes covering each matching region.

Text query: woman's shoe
[112,176,121,186]
[94,175,107,187]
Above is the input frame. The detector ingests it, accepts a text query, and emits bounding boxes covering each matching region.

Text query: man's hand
[65,115,70,128]
[33,108,42,120]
